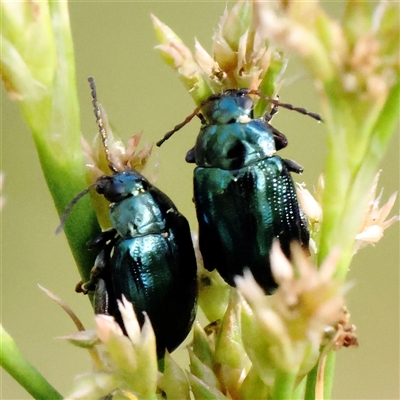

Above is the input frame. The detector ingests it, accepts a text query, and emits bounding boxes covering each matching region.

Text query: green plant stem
[304,362,317,400]
[38,0,101,282]
[271,368,297,400]
[323,351,336,400]
[317,80,400,279]
[304,350,336,400]
[1,0,101,282]
[0,325,63,400]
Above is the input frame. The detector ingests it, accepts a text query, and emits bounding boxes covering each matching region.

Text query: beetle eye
[96,176,111,194]
[96,176,126,202]
[238,96,253,111]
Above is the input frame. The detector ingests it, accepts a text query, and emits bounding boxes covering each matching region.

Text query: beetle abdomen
[194,155,308,294]
[111,233,197,354]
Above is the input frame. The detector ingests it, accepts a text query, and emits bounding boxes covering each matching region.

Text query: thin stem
[316,351,327,399]
[1,0,101,282]
[323,351,336,400]
[0,325,63,400]
[304,362,318,400]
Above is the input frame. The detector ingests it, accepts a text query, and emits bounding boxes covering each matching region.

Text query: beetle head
[96,170,148,203]
[200,90,254,125]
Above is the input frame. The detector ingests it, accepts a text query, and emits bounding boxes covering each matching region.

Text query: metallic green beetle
[158,89,320,294]
[73,78,198,358]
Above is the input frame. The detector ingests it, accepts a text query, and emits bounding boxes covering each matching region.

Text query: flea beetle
[64,78,198,358]
[157,89,320,294]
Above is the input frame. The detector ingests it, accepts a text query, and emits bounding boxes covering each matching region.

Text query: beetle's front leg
[75,230,117,294]
[261,105,290,151]
[75,240,117,316]
[75,245,111,294]
[264,103,279,123]
[269,124,288,151]
[87,228,117,249]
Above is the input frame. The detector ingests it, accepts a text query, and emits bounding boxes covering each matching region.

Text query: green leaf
[68,371,120,400]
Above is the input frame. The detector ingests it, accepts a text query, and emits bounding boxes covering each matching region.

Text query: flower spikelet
[82,100,154,183]
[192,231,230,322]
[66,297,157,399]
[354,170,399,252]
[236,241,344,379]
[152,0,286,107]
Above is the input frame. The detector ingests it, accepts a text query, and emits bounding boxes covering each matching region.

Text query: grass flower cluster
[1,1,398,399]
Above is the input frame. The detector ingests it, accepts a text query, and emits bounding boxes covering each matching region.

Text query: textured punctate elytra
[158,89,315,294]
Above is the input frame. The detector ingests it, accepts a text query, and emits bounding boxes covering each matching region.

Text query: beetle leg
[198,113,207,125]
[93,278,112,315]
[87,228,117,248]
[185,147,196,163]
[76,237,116,295]
[298,209,311,256]
[282,158,304,174]
[268,124,288,151]
[86,245,112,291]
[77,240,119,318]
[264,103,279,123]
[203,319,221,336]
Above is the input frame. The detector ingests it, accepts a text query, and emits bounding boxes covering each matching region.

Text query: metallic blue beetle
[157,89,319,294]
[72,78,198,358]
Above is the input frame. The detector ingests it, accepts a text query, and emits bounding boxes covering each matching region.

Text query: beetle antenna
[55,182,98,235]
[248,89,323,122]
[156,93,224,147]
[157,89,322,147]
[88,77,118,172]
[156,103,204,147]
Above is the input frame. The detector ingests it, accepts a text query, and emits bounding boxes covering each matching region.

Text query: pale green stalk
[1,0,100,283]
[0,325,62,399]
[1,1,100,397]
[273,2,399,398]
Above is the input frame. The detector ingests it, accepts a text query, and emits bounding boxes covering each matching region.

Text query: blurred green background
[1,2,398,399]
